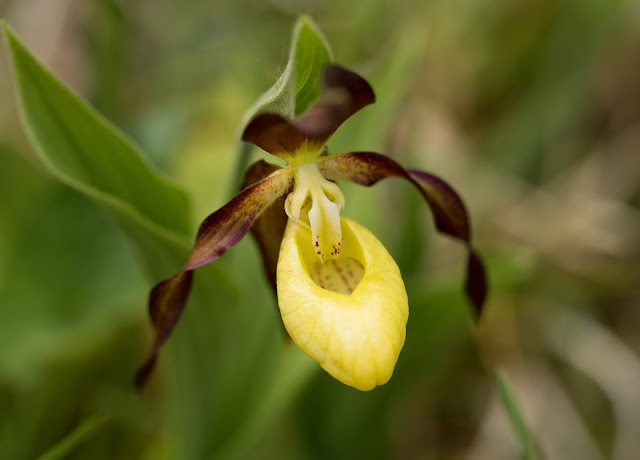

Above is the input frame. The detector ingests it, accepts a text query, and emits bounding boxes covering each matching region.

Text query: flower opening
[309,257,364,294]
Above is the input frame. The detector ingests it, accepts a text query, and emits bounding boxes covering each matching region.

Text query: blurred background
[1,0,639,458]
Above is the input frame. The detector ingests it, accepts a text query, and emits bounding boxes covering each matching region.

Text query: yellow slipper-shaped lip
[277,216,408,391]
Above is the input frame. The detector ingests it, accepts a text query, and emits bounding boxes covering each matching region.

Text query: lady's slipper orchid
[136,65,487,391]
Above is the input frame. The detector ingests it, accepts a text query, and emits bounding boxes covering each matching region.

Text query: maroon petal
[136,270,193,389]
[242,160,291,291]
[136,166,293,389]
[242,65,375,162]
[406,169,469,241]
[318,152,487,317]
[292,64,376,138]
[241,113,312,163]
[184,167,294,270]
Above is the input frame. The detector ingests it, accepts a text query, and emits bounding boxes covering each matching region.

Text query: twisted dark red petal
[135,270,193,389]
[184,168,294,270]
[318,151,487,317]
[136,167,293,389]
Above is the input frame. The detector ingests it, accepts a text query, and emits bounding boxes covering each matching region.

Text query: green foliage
[3,23,191,262]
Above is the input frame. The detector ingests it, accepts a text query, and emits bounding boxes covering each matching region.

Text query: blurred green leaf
[0,175,146,385]
[231,14,333,191]
[496,370,539,460]
[2,23,191,260]
[37,413,109,460]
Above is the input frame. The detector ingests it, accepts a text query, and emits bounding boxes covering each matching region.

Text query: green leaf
[292,17,335,116]
[231,14,333,191]
[2,23,191,259]
[496,370,539,460]
[244,14,333,120]
[37,413,109,460]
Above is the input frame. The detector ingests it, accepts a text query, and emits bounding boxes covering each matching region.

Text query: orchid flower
[136,65,487,391]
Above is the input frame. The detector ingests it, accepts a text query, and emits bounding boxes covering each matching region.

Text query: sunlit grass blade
[496,369,539,460]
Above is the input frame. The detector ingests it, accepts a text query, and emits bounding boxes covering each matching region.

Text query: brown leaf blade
[319,151,487,317]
